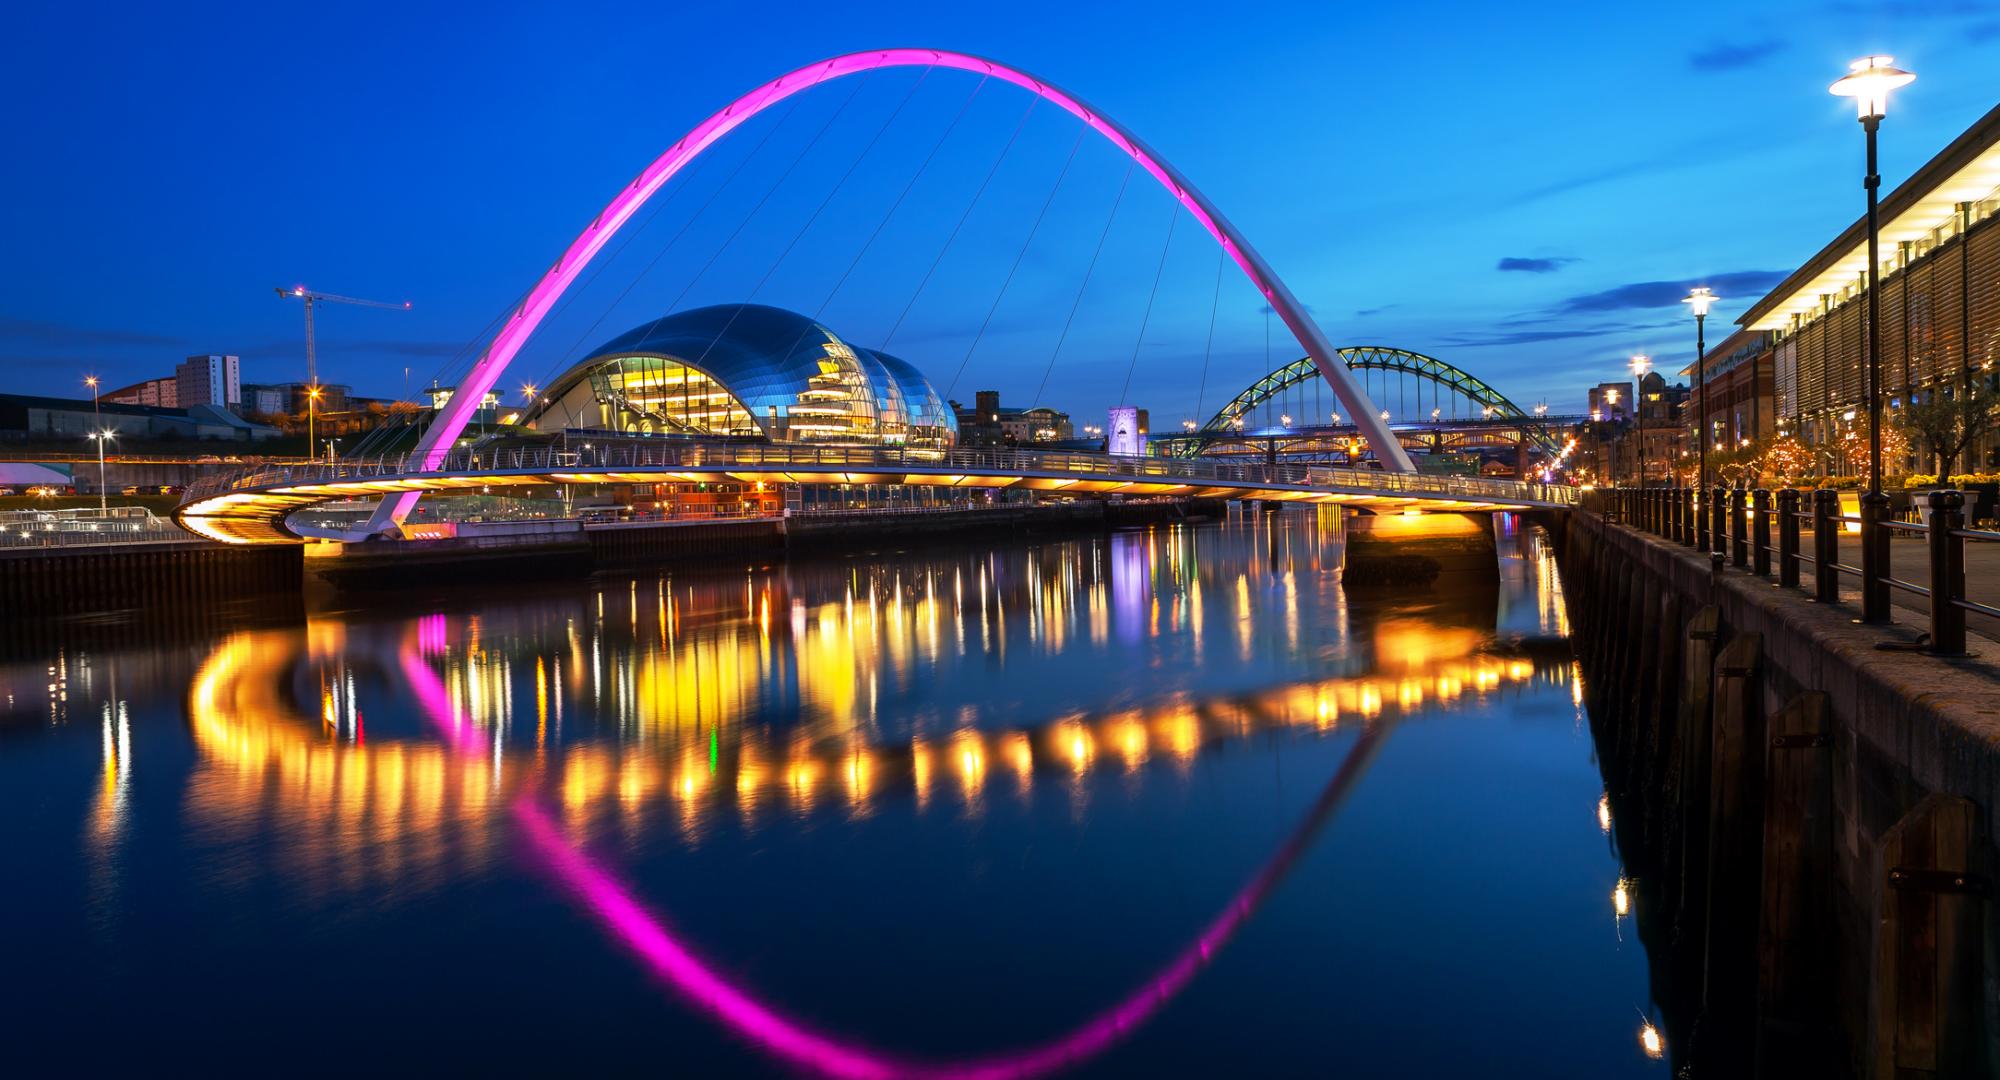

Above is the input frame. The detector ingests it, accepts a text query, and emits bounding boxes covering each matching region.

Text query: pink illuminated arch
[371,49,1413,533]
[399,644,1387,1079]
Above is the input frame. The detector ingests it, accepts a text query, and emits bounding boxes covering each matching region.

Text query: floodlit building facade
[523,304,957,451]
[176,354,241,409]
[1737,102,2000,472]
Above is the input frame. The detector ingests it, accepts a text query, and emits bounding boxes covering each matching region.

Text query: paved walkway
[1823,533,2000,643]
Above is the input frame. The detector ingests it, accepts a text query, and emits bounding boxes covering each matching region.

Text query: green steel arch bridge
[1148,347,1578,467]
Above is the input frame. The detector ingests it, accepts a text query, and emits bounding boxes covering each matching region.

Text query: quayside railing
[1595,485,1997,656]
[184,443,1581,509]
[0,506,192,549]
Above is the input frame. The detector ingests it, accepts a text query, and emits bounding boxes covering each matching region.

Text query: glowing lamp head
[1830,55,1914,120]
[84,375,98,388]
[1683,287,1718,318]
[1629,354,1651,377]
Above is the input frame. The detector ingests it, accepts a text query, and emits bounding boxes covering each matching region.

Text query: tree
[1892,384,2000,478]
[1838,413,1912,479]
[1758,435,1814,485]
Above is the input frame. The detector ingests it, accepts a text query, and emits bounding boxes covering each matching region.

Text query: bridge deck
[175,443,1579,544]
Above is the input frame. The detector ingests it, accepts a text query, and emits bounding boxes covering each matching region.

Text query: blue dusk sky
[3,0,1997,423]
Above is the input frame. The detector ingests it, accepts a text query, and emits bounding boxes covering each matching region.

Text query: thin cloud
[1441,325,1643,348]
[1688,39,1787,72]
[0,317,188,348]
[1556,269,1792,314]
[1497,257,1578,274]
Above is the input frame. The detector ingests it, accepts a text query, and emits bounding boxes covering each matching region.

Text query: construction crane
[274,285,411,389]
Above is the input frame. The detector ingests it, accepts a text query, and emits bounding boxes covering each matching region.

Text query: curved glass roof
[863,348,959,448]
[526,304,956,448]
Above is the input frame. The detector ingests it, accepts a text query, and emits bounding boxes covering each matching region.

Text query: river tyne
[3,510,1668,1077]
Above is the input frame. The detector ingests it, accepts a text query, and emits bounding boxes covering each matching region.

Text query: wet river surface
[2,511,1667,1077]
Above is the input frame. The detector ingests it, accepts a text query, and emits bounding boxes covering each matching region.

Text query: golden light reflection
[952,729,987,802]
[176,524,1577,856]
[1597,794,1613,834]
[1639,1021,1664,1059]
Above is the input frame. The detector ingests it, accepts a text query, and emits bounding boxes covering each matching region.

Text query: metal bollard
[1860,490,1891,623]
[1730,486,1749,567]
[1777,488,1800,588]
[1683,487,1697,548]
[1927,490,1967,655]
[1812,488,1840,602]
[1710,486,1728,557]
[1696,486,1710,551]
[1752,488,1772,576]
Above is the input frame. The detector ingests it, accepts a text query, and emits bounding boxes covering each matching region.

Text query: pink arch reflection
[375,48,1412,531]
[400,645,1385,1079]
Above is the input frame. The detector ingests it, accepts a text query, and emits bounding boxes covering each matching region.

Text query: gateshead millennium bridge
[175,48,1579,544]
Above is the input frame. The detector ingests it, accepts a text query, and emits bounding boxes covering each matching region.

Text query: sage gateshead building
[520,303,958,451]
[1726,102,2000,472]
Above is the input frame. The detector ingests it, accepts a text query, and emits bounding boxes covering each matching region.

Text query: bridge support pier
[1341,509,1499,589]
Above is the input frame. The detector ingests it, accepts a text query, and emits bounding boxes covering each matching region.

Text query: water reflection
[2,513,1650,1076]
[155,518,1576,1077]
[181,601,1570,852]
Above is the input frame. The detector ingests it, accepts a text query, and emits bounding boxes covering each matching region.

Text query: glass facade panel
[522,304,957,450]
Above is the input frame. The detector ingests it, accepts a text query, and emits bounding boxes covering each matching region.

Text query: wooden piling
[1677,606,1722,944]
[1701,632,1765,1058]
[1756,691,1837,1071]
[1871,794,1987,1079]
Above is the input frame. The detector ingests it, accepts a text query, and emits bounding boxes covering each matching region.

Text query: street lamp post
[306,385,323,463]
[1684,286,1718,479]
[1630,355,1651,490]
[89,430,112,513]
[1831,54,1915,624]
[85,375,100,426]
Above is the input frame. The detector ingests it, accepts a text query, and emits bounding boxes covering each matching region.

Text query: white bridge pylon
[364,47,1415,536]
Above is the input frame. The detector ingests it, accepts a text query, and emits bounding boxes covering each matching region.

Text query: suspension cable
[655,65,864,325]
[879,96,1039,353]
[943,125,1086,403]
[520,78,819,404]
[682,69,948,378]
[1192,248,1223,428]
[811,75,990,322]
[1118,204,1179,406]
[1030,158,1136,410]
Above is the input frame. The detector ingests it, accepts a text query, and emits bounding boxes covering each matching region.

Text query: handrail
[181,442,1582,508]
[1596,484,1996,656]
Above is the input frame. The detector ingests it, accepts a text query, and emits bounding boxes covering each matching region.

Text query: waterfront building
[949,392,1074,447]
[103,377,179,408]
[175,354,241,409]
[240,384,290,417]
[522,304,956,450]
[0,393,279,441]
[1587,381,1632,422]
[1680,329,1775,455]
[1574,373,1688,486]
[1737,102,2000,472]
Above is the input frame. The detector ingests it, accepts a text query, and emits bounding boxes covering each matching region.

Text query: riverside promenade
[1563,490,2000,1076]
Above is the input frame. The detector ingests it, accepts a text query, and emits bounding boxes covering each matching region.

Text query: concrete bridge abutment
[1341,509,1498,589]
